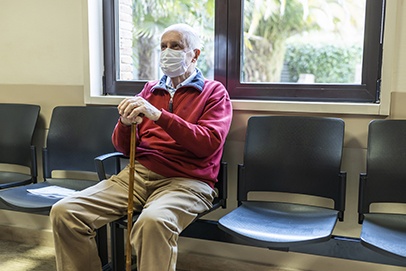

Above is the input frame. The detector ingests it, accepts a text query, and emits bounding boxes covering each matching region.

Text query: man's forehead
[161,31,184,43]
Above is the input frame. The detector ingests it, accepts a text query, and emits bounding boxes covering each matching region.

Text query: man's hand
[117,97,162,125]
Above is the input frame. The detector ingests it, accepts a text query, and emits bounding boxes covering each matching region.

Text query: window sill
[231,100,384,115]
[85,94,386,116]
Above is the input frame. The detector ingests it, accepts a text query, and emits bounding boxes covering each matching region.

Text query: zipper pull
[169,97,173,113]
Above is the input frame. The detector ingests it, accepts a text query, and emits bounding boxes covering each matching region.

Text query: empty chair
[358,119,406,261]
[0,103,40,189]
[218,116,346,249]
[0,105,121,265]
[95,151,228,271]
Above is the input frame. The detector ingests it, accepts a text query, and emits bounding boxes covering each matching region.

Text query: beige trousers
[50,161,215,271]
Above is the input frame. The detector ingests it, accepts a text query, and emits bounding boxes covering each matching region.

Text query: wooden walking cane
[126,122,137,271]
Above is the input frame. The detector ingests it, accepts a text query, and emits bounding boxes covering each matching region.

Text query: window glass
[117,0,215,82]
[242,0,366,84]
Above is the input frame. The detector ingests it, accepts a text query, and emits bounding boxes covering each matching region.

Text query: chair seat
[361,213,406,261]
[218,201,339,248]
[0,171,33,189]
[0,179,98,214]
[114,199,225,229]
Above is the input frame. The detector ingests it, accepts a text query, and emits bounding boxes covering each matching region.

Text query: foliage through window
[103,0,385,103]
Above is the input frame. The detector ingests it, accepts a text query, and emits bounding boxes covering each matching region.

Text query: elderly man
[50,23,232,271]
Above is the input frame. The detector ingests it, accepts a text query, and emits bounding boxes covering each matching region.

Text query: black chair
[358,119,406,261]
[95,151,227,271]
[218,116,346,249]
[0,105,121,266]
[0,103,40,189]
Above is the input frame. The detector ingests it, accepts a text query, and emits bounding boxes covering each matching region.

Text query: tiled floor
[0,240,56,271]
[0,240,188,271]
[0,239,298,271]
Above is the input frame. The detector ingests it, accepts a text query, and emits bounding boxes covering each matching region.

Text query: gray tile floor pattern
[0,240,188,271]
[0,240,56,271]
[0,239,296,271]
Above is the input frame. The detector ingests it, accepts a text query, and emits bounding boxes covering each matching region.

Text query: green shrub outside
[284,43,362,83]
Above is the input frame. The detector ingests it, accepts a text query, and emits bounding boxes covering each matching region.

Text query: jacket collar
[151,68,205,93]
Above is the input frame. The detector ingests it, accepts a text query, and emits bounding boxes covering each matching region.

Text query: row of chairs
[105,116,406,270]
[217,116,406,264]
[1,103,405,268]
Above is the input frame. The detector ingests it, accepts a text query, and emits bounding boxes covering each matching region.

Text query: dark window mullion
[226,0,243,95]
[102,0,116,95]
[362,0,385,102]
[214,0,229,88]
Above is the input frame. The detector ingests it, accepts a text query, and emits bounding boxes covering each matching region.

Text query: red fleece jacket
[112,75,232,188]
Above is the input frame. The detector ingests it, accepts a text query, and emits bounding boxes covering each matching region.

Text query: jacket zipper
[168,91,174,113]
[169,96,173,112]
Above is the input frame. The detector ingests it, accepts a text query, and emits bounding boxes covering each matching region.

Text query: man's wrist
[152,110,162,122]
[119,116,132,126]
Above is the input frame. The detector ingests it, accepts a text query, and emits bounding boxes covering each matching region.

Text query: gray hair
[161,23,202,50]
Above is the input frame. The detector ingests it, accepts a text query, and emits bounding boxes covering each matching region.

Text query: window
[103,0,385,103]
[103,0,215,96]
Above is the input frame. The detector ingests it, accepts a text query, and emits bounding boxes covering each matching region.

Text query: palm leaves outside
[130,0,215,80]
[123,0,365,83]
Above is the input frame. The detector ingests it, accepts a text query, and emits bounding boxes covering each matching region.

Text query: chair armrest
[94,152,126,181]
[358,172,368,224]
[218,161,228,209]
[30,145,38,183]
[337,171,347,222]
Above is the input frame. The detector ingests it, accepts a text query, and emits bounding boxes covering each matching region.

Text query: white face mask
[159,48,192,78]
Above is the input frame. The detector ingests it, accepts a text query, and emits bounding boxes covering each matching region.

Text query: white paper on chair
[27,186,77,199]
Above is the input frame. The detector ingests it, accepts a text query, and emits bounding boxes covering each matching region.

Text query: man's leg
[132,178,216,271]
[50,166,147,271]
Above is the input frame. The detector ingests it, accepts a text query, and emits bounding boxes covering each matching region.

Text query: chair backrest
[239,116,346,214]
[359,119,406,220]
[0,103,40,170]
[43,106,119,179]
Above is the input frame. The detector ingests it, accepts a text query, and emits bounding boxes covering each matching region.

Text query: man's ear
[192,49,201,62]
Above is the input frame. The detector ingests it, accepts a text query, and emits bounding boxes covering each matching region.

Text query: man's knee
[135,210,160,228]
[50,200,72,226]
[135,209,178,234]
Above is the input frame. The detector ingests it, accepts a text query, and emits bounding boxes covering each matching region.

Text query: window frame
[103,0,385,103]
[103,0,139,96]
